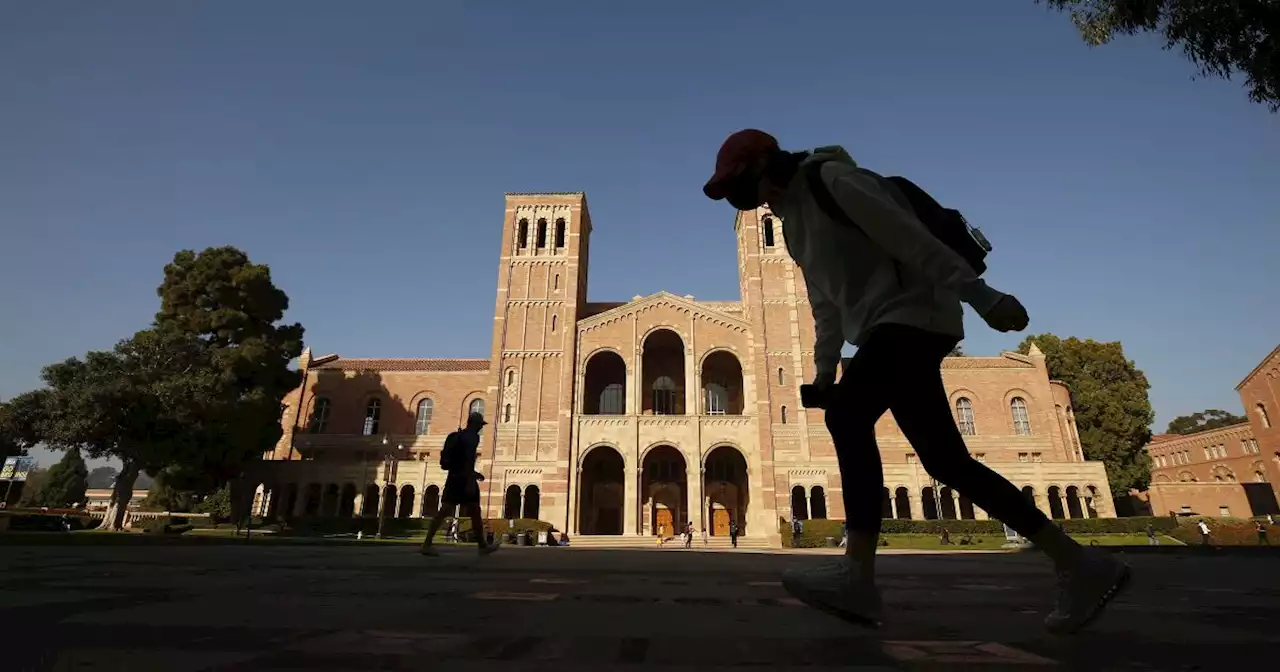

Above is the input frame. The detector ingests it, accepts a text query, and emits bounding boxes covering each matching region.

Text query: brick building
[249,194,1113,543]
[1138,344,1280,518]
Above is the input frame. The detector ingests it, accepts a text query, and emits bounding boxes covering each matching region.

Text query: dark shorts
[442,473,480,506]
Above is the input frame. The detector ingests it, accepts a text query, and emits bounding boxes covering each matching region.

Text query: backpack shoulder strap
[802,160,864,234]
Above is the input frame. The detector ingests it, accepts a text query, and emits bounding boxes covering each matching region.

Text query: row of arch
[260,482,466,520]
[516,217,567,252]
[582,330,746,416]
[787,484,1102,521]
[577,442,750,536]
[307,397,485,435]
[1154,460,1271,484]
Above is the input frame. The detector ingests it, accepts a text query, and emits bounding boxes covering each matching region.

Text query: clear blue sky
[3,1,1277,470]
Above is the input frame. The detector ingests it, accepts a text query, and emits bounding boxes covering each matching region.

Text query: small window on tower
[504,404,513,423]
[762,216,775,247]
[551,314,558,332]
[536,218,548,248]
[553,273,560,290]
[555,218,566,248]
[517,219,529,249]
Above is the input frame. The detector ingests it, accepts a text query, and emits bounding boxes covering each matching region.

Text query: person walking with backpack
[420,411,500,557]
[702,129,1129,634]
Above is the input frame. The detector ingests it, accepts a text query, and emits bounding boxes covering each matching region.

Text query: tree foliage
[34,448,88,508]
[1043,0,1280,110]
[1018,334,1155,498]
[9,247,303,530]
[1165,408,1247,434]
[87,466,119,489]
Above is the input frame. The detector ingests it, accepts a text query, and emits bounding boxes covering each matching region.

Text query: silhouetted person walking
[730,520,739,548]
[420,412,500,557]
[703,129,1129,634]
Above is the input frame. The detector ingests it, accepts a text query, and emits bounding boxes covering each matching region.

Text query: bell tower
[483,192,592,520]
[736,206,825,516]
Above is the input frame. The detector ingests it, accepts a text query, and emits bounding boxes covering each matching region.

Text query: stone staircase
[568,534,778,550]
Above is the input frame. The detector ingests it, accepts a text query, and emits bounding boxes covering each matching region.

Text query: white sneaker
[478,541,501,556]
[1045,550,1131,633]
[781,560,882,628]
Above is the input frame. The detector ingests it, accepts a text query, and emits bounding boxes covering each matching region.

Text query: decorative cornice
[576,291,750,335]
[500,351,564,358]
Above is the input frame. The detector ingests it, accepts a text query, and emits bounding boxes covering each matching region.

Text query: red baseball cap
[702,129,780,200]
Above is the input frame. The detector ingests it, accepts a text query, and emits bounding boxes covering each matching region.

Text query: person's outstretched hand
[981,294,1029,333]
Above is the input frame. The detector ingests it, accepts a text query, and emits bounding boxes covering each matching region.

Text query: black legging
[825,323,1051,536]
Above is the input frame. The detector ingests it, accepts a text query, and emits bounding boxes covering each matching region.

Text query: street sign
[1,456,35,481]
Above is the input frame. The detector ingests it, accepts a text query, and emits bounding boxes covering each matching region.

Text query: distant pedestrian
[420,412,500,558]
[701,526,708,547]
[1198,520,1211,546]
[685,521,694,549]
[1256,520,1270,546]
[730,520,739,549]
[792,517,803,546]
[1146,523,1158,546]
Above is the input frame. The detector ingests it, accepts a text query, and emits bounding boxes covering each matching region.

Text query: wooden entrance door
[713,508,730,536]
[655,508,673,536]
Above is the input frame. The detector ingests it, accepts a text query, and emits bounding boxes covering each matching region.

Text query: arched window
[517,218,529,249]
[777,367,784,386]
[762,215,775,247]
[1258,403,1272,429]
[414,398,434,435]
[554,218,566,248]
[309,397,331,433]
[362,398,381,436]
[781,405,789,424]
[506,369,515,387]
[553,273,559,290]
[704,383,728,415]
[503,403,513,423]
[550,314,558,332]
[600,383,625,415]
[536,218,547,248]
[955,397,976,436]
[1010,397,1031,435]
[469,399,485,419]
[652,376,678,416]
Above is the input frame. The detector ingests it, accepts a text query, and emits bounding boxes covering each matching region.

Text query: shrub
[1168,518,1279,546]
[140,519,192,535]
[3,512,96,532]
[778,516,1179,547]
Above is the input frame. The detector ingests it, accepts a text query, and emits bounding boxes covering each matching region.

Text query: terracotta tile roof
[311,358,490,373]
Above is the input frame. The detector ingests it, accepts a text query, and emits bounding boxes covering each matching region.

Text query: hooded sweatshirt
[770,146,1006,384]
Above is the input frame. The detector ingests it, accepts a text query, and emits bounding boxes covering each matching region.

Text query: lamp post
[376,435,401,539]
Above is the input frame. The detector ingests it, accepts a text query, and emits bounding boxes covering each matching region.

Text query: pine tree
[36,448,89,508]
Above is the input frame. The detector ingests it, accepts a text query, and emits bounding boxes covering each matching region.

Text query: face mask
[725,173,765,211]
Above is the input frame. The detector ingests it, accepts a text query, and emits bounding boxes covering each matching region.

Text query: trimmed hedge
[1,512,97,532]
[779,516,1180,548]
[1168,517,1279,546]
[279,515,553,540]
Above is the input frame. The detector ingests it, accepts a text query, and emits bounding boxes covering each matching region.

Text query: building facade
[251,193,1113,541]
[1138,344,1280,517]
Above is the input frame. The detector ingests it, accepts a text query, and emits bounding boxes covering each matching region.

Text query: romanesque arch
[894,487,912,519]
[579,444,624,535]
[700,350,744,415]
[398,485,415,519]
[641,329,686,415]
[704,444,749,535]
[339,483,357,517]
[642,444,687,535]
[583,349,627,415]
[503,485,522,520]
[1047,485,1066,519]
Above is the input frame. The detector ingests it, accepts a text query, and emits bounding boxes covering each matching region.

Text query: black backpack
[439,431,459,470]
[803,161,992,276]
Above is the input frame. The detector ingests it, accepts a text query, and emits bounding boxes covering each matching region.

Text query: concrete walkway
[2,543,1276,670]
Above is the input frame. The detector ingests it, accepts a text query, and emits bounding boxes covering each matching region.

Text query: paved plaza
[2,542,1277,670]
